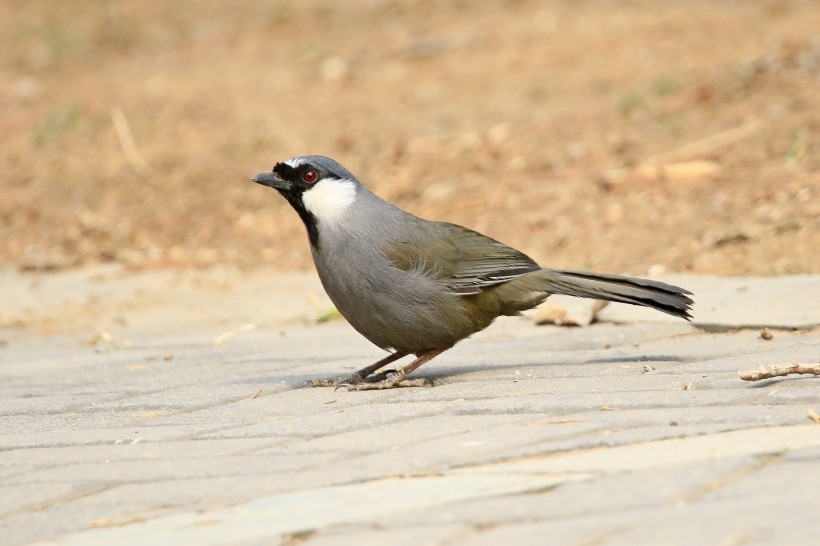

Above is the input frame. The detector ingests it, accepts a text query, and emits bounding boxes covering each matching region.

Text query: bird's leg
[307,351,409,388]
[347,351,410,383]
[350,347,449,391]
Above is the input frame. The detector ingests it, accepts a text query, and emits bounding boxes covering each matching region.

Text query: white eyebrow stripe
[285,157,306,168]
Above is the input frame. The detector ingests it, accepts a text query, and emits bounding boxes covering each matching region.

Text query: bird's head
[252,155,360,247]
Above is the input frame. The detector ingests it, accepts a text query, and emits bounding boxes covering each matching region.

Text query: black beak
[252,171,292,191]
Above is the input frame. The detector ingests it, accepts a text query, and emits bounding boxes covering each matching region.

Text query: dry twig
[640,120,761,166]
[111,106,152,176]
[213,323,256,347]
[738,363,820,382]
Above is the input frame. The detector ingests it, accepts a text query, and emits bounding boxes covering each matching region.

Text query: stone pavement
[1,266,819,546]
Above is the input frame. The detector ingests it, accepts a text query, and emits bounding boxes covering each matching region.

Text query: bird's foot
[306,369,431,390]
[346,369,432,390]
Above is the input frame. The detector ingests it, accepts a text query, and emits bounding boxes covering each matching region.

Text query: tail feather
[542,269,694,320]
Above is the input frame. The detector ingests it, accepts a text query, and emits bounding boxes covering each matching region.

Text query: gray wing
[381,221,541,295]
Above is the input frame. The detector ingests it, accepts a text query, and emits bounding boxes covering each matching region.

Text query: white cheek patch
[302,178,357,227]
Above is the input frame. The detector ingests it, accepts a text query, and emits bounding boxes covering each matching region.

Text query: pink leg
[351,346,451,391]
[308,351,409,388]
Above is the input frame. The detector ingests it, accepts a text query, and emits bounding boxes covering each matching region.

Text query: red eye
[302,169,318,183]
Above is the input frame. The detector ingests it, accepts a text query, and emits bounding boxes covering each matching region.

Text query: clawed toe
[352,377,432,390]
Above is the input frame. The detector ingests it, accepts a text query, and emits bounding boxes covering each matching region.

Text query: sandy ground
[1,0,819,280]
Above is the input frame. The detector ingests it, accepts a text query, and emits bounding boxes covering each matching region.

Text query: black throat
[278,189,321,250]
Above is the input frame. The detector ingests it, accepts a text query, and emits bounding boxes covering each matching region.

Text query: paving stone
[384,456,757,527]
[1,268,819,545]
[301,523,471,546]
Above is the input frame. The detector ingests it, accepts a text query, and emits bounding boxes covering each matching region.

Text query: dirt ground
[2,0,818,276]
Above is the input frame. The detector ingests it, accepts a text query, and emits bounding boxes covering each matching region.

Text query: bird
[252,155,693,390]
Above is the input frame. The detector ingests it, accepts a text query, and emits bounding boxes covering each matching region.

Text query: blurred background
[2,0,818,276]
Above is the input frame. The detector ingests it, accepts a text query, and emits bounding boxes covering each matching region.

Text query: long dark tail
[541,269,694,320]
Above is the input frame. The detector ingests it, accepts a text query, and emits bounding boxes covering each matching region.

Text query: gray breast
[310,192,475,353]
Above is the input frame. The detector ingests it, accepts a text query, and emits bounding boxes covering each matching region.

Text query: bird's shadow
[423,354,687,381]
[253,353,689,388]
[582,355,686,365]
